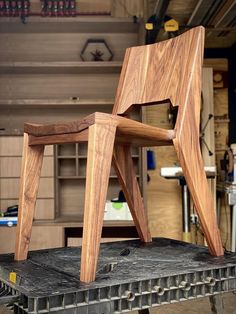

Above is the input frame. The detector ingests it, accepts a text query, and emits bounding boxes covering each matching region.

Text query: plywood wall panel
[214,88,228,117]
[145,102,182,240]
[201,68,215,167]
[0,33,137,62]
[1,106,112,134]
[58,178,121,218]
[0,136,23,156]
[0,178,54,198]
[147,146,182,240]
[34,199,55,220]
[111,0,144,17]
[0,226,63,254]
[0,156,53,177]
[59,179,85,217]
[0,74,119,99]
[0,137,53,156]
[0,198,54,219]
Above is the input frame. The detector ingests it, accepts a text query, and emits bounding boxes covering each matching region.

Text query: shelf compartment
[57,144,76,156]
[58,179,85,218]
[78,143,88,156]
[78,159,87,177]
[58,159,76,177]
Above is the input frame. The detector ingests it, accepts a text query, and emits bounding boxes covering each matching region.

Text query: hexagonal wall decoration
[80,39,113,62]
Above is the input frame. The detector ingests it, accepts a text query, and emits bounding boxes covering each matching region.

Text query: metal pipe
[181,181,191,243]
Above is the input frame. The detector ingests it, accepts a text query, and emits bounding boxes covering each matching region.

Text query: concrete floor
[0,292,235,313]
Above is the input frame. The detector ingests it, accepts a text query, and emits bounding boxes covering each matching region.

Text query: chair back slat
[112,26,204,115]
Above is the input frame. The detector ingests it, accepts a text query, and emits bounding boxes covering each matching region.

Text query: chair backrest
[112,26,204,118]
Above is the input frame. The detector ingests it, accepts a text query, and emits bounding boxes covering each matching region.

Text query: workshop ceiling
[147,0,236,48]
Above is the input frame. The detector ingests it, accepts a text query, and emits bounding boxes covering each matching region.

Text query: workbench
[0,238,235,313]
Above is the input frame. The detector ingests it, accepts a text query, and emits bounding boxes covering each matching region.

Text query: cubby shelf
[55,142,142,220]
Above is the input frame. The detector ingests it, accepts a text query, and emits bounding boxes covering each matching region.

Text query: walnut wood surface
[112,145,151,242]
[173,27,223,255]
[28,129,89,146]
[112,27,205,115]
[15,26,224,283]
[80,123,116,283]
[15,133,44,260]
[26,113,175,147]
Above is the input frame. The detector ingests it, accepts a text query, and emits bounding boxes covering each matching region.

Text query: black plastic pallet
[0,238,236,313]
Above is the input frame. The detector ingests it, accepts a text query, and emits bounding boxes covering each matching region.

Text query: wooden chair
[14,26,224,283]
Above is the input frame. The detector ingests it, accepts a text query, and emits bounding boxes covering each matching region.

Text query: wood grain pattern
[112,27,205,116]
[15,133,44,260]
[80,123,116,282]
[173,28,223,256]
[15,26,223,283]
[26,112,175,147]
[112,145,151,242]
[28,129,89,146]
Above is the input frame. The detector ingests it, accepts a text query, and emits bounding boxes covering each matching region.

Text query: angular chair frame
[15,26,224,283]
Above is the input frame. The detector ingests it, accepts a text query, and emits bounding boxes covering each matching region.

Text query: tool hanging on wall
[164,18,179,38]
[0,0,30,17]
[200,113,214,156]
[40,0,76,17]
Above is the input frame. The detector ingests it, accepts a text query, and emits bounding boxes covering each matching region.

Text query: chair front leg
[80,123,116,283]
[15,133,44,260]
[113,144,151,242]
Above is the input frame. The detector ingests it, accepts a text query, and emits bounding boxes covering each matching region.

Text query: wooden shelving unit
[0,15,145,252]
[54,142,142,220]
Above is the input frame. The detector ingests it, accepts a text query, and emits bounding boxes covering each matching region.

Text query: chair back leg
[113,145,151,242]
[15,133,45,260]
[174,108,224,256]
[80,123,117,283]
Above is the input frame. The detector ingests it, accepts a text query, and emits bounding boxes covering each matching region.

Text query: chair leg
[173,135,224,256]
[112,145,151,242]
[15,133,44,260]
[80,123,116,283]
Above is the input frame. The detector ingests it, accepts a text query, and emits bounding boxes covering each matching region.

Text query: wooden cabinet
[0,136,55,220]
[0,226,64,254]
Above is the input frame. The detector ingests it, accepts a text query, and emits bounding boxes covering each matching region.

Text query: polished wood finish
[80,123,116,282]
[28,129,89,146]
[172,29,223,256]
[26,113,175,146]
[15,133,44,260]
[15,26,223,283]
[112,145,151,242]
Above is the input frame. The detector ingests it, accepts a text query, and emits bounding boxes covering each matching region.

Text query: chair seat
[25,112,175,147]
